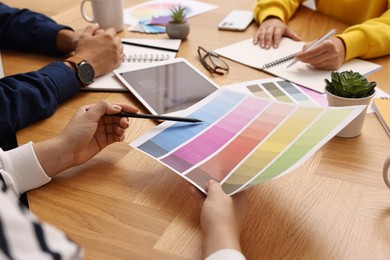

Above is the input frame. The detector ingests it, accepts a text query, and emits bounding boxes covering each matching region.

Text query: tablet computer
[114,58,219,115]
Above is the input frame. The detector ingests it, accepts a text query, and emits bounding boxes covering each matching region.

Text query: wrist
[65,55,95,86]
[33,137,74,178]
[202,224,242,257]
[56,29,77,53]
[64,61,77,73]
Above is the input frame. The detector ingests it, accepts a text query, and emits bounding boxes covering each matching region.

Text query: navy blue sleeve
[0,3,72,55]
[0,62,80,140]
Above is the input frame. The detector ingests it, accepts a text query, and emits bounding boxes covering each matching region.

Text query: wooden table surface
[3,0,390,259]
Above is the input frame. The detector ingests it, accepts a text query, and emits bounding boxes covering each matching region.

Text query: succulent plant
[325,70,376,98]
[169,5,187,24]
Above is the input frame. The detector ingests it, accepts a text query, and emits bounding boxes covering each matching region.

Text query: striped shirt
[0,142,83,260]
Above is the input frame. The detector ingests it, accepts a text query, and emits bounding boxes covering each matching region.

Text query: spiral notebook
[372,98,390,136]
[82,38,181,91]
[214,38,382,94]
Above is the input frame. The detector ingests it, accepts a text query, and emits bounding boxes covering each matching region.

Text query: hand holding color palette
[131,89,365,195]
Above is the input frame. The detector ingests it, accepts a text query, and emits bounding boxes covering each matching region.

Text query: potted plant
[325,70,377,138]
[166,5,190,40]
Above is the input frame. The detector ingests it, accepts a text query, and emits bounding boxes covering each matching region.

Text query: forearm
[0,3,72,55]
[339,11,390,60]
[203,224,242,258]
[33,137,74,178]
[0,62,79,140]
[56,29,78,53]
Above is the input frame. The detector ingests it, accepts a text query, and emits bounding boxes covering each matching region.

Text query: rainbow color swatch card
[124,0,217,33]
[130,88,364,195]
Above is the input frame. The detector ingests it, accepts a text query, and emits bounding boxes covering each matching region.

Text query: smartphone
[218,10,253,32]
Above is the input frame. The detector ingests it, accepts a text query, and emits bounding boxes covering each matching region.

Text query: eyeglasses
[197,46,229,75]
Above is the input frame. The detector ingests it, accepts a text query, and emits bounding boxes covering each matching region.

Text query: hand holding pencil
[286,29,346,70]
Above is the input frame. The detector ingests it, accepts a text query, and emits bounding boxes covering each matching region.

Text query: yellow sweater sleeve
[339,8,390,61]
[253,0,305,24]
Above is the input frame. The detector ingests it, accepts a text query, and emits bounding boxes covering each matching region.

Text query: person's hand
[253,16,300,49]
[33,100,138,177]
[294,37,346,70]
[72,24,123,77]
[197,180,249,258]
[56,29,83,53]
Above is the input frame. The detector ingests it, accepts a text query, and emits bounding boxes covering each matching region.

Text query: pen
[286,29,337,69]
[121,41,179,53]
[111,112,202,123]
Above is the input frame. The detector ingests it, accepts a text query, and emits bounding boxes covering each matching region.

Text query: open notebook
[82,38,181,91]
[214,38,382,93]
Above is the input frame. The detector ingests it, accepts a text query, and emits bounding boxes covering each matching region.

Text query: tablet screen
[117,59,218,115]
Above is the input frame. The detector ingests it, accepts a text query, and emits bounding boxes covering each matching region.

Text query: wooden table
[3,0,390,259]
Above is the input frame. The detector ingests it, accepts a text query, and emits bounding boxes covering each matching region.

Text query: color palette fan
[130,88,364,195]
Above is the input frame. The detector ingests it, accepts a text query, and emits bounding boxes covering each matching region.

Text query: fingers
[295,39,342,70]
[119,103,139,114]
[84,101,137,128]
[272,27,285,48]
[77,101,139,145]
[82,23,99,36]
[262,26,273,49]
[86,100,119,121]
[253,17,300,49]
[284,27,301,41]
[94,27,116,37]
[205,180,226,199]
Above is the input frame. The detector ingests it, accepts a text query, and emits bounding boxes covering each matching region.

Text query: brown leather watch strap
[65,55,85,65]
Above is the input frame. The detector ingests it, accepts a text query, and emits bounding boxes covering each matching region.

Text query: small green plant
[325,70,376,98]
[169,5,187,24]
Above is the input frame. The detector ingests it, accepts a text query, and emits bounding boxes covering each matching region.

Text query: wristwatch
[66,56,95,85]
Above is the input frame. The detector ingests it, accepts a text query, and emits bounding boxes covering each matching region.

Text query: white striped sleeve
[0,189,83,259]
[0,143,83,259]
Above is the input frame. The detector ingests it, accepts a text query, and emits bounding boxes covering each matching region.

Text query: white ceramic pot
[166,22,190,40]
[326,90,375,138]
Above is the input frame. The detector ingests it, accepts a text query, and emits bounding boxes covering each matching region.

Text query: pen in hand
[110,112,203,123]
[286,29,337,69]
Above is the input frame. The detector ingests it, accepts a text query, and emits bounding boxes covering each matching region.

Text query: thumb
[82,23,99,36]
[285,28,301,41]
[205,180,225,198]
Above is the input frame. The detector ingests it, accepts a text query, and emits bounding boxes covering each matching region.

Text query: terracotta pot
[166,22,190,40]
[326,90,375,138]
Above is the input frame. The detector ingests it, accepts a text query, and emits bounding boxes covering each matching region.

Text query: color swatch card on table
[130,88,365,195]
[214,38,382,94]
[124,0,217,33]
[222,77,389,114]
[223,77,327,107]
[372,98,390,136]
[83,38,181,92]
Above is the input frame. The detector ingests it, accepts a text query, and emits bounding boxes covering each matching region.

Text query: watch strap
[65,55,85,66]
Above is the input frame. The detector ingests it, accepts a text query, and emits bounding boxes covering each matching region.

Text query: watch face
[78,62,95,84]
